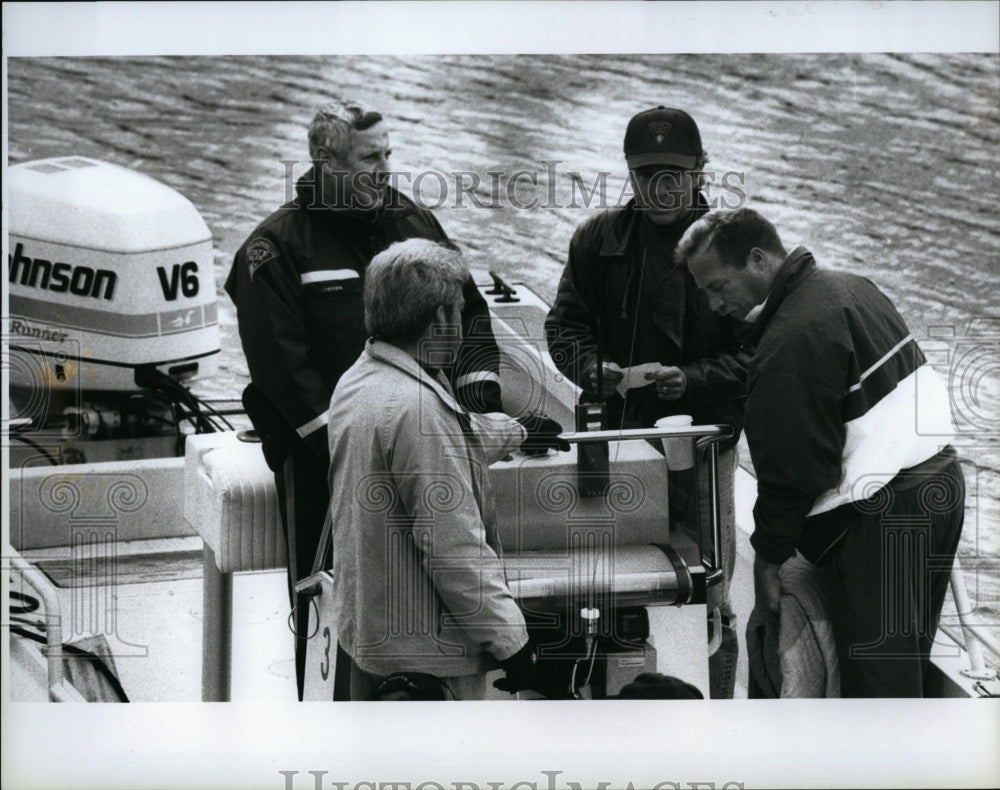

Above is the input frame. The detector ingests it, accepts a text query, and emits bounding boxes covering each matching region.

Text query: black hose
[11,435,60,466]
[136,366,224,433]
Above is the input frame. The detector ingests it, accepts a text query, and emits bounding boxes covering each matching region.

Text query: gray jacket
[326,339,528,678]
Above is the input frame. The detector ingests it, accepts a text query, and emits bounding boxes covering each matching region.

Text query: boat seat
[183,431,285,701]
[184,431,285,573]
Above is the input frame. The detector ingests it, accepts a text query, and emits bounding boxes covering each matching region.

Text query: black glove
[493,641,538,693]
[493,641,573,698]
[516,414,570,456]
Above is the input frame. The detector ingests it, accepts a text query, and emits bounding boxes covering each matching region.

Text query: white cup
[655,414,694,469]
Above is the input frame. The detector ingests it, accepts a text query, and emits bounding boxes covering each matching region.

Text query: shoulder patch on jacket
[246,237,280,280]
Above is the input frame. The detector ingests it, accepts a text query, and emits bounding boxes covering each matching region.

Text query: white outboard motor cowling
[8,156,220,391]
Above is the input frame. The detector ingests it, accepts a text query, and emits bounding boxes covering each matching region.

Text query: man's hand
[646,366,687,401]
[493,641,538,693]
[588,361,624,398]
[516,414,571,456]
[494,640,574,698]
[753,554,783,616]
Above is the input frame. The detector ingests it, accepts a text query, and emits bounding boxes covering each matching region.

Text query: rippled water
[6,54,999,618]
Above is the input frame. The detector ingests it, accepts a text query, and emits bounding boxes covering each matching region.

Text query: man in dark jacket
[680,207,965,697]
[545,107,750,698]
[225,100,509,699]
[545,106,749,431]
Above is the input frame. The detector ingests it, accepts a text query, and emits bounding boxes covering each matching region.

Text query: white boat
[6,157,998,703]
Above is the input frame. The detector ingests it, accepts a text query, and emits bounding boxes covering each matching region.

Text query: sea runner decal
[8,319,69,342]
[246,237,280,280]
[9,295,218,338]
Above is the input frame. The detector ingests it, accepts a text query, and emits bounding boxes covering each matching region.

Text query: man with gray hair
[325,238,566,700]
[678,207,965,696]
[225,100,512,699]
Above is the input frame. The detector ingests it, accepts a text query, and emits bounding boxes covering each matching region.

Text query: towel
[747,554,840,698]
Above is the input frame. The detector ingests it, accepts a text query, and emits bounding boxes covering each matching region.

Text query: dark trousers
[273,439,351,700]
[342,649,486,701]
[823,453,965,697]
[243,384,348,700]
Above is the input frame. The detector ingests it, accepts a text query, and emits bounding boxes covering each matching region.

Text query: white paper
[614,362,667,397]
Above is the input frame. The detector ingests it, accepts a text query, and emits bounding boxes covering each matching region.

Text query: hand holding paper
[595,362,688,400]
[645,365,687,401]
[589,361,625,397]
[612,362,666,397]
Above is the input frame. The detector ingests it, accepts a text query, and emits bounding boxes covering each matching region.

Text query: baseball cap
[624,106,702,170]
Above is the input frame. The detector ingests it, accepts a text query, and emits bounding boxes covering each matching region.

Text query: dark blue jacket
[545,199,750,433]
[746,248,956,564]
[225,168,503,459]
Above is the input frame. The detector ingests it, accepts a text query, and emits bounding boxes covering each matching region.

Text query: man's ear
[748,247,766,272]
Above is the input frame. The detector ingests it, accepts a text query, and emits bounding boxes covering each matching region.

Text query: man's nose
[652,175,683,205]
[653,174,677,194]
[708,294,724,313]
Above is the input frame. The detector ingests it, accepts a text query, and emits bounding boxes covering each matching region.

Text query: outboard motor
[7,157,222,464]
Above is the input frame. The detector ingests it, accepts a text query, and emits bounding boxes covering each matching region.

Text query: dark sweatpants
[823,450,965,697]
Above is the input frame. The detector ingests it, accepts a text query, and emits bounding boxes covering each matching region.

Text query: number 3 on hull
[300,572,338,701]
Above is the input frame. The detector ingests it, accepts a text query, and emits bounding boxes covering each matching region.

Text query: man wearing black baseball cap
[545,106,750,698]
[623,106,706,226]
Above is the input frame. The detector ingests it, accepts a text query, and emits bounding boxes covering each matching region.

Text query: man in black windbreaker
[679,208,964,697]
[545,107,751,698]
[226,100,525,699]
